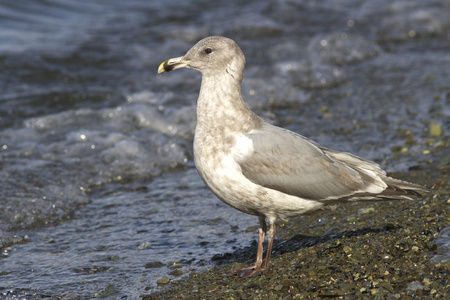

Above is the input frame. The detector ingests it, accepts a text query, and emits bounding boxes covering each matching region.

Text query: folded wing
[237,124,423,202]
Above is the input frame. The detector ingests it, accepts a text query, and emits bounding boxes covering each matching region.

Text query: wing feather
[236,125,388,201]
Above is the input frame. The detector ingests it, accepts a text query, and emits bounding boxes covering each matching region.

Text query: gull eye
[204,48,212,54]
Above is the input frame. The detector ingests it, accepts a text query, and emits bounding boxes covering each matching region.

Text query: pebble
[429,123,443,138]
[156,277,171,286]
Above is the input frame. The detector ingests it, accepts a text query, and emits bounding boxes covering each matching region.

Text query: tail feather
[322,148,429,202]
[383,176,429,197]
[404,189,424,197]
[342,177,429,202]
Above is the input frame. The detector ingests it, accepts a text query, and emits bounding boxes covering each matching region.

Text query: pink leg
[254,216,266,268]
[263,219,276,270]
[233,216,274,278]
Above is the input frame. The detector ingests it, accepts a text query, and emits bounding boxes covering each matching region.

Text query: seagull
[158,36,427,277]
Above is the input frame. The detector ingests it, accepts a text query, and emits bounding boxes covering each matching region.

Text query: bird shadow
[211,223,398,265]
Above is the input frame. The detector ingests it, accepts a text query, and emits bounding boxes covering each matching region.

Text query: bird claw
[231,266,266,278]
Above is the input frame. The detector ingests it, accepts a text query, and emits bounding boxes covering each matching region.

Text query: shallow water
[0,0,449,298]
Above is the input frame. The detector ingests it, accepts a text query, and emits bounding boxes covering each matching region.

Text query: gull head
[158,36,245,82]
